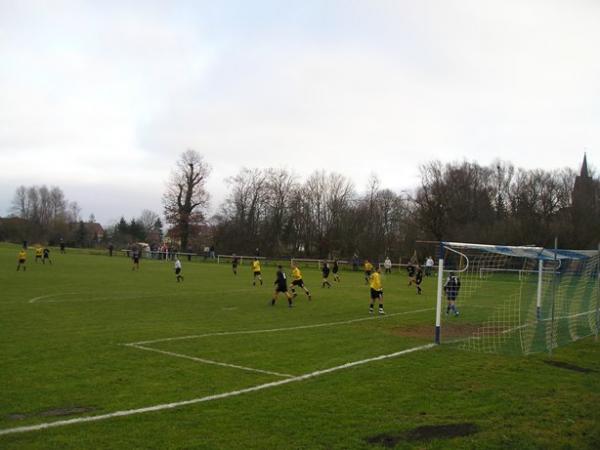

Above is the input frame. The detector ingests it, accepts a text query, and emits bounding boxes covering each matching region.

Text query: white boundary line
[125,307,435,345]
[26,288,259,305]
[0,343,436,436]
[28,293,80,304]
[127,344,295,378]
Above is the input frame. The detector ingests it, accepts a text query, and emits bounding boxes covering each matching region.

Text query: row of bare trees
[2,185,82,244]
[209,160,598,259]
[4,151,596,256]
[211,169,412,259]
[414,161,582,247]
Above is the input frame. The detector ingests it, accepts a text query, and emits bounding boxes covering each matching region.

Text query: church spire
[580,153,589,178]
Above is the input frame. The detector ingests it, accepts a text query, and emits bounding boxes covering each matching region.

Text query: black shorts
[370,288,383,300]
[275,284,288,293]
[292,279,304,288]
[332,267,338,274]
[19,259,25,264]
[253,271,261,276]
[365,270,372,277]
[36,255,42,259]
[133,258,139,264]
[175,268,181,275]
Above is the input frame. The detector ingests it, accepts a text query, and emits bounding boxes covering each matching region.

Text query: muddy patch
[405,423,479,441]
[7,406,95,421]
[365,423,479,447]
[365,432,402,448]
[543,360,596,373]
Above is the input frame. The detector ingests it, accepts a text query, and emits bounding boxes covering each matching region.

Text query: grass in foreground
[0,243,599,449]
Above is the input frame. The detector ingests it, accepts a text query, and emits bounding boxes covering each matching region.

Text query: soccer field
[1,243,599,449]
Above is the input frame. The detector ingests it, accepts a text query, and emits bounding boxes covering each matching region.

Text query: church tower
[571,154,598,248]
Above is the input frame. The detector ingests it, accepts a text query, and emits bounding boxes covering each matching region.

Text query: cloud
[1,0,599,223]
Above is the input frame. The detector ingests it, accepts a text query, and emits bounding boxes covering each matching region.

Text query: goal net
[434,242,599,355]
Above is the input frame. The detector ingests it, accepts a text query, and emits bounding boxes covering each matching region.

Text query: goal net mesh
[437,242,599,355]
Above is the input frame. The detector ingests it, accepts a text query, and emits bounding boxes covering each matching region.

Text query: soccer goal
[432,241,599,355]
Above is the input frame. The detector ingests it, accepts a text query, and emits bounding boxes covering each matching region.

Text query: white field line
[0,343,436,436]
[26,288,258,305]
[28,293,80,304]
[127,344,295,379]
[126,307,435,346]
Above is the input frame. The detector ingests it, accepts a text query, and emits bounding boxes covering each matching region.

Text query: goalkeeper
[444,272,461,316]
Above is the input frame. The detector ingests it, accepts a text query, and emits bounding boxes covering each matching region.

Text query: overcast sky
[1,0,598,225]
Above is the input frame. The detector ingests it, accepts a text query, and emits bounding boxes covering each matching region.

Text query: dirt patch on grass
[364,433,402,448]
[7,406,95,421]
[543,360,596,373]
[365,423,479,447]
[405,423,479,441]
[390,324,480,339]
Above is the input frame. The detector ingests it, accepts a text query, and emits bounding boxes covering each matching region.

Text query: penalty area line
[126,344,295,378]
[0,342,436,436]
[126,307,435,345]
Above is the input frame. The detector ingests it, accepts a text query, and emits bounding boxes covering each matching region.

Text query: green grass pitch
[1,243,599,449]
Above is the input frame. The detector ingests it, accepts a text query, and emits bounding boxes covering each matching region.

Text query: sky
[1,0,598,225]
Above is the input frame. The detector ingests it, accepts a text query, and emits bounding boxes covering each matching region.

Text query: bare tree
[163,150,211,250]
[220,168,269,253]
[10,186,27,218]
[138,209,161,233]
[413,161,448,241]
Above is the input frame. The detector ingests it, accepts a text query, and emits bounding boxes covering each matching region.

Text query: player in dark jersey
[444,273,461,316]
[332,260,340,282]
[42,247,52,265]
[232,254,239,275]
[414,265,423,294]
[407,263,416,286]
[271,265,292,307]
[131,249,140,271]
[321,262,332,288]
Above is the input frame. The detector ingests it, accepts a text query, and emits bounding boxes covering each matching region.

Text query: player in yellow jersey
[290,263,311,300]
[251,258,263,286]
[17,249,27,271]
[35,246,43,263]
[368,266,385,315]
[364,259,374,284]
